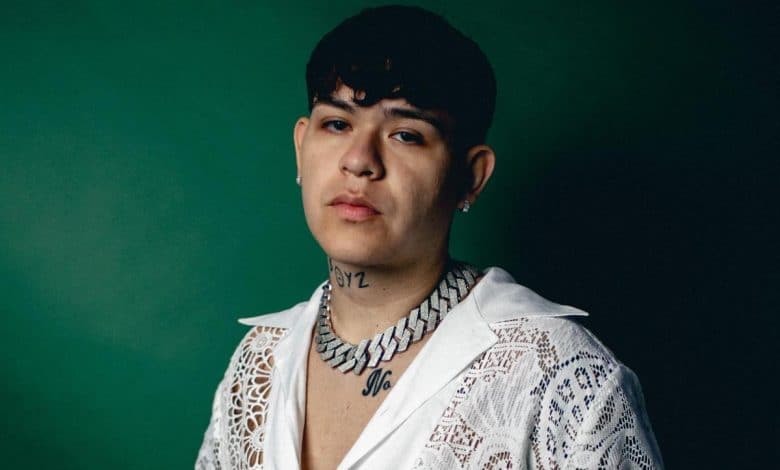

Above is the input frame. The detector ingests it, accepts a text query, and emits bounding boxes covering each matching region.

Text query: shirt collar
[232,266,587,468]
[236,266,587,328]
[473,267,588,321]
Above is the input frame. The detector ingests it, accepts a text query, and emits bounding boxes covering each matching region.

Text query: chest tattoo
[361,368,392,397]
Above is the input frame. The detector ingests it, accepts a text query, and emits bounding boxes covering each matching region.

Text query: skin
[293,84,495,469]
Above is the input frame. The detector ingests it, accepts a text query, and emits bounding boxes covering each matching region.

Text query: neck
[326,255,449,343]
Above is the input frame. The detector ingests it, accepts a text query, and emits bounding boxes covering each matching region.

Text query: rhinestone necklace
[315,262,479,375]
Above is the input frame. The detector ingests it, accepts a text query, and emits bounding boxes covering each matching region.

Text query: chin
[307,215,390,266]
[316,234,397,268]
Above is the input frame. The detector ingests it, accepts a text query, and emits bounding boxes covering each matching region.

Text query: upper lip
[329,194,381,213]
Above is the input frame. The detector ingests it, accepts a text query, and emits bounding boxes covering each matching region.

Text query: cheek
[396,162,456,220]
[299,155,328,225]
[300,145,326,178]
[301,177,327,228]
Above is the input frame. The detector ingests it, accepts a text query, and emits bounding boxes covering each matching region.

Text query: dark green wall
[2,1,775,468]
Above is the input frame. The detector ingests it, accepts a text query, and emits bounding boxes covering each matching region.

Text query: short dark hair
[306,5,496,154]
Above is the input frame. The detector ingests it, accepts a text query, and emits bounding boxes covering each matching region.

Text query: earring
[460,200,471,213]
[295,175,301,186]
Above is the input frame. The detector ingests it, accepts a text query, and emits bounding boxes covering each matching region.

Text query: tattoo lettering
[356,271,369,288]
[361,368,392,397]
[328,258,370,288]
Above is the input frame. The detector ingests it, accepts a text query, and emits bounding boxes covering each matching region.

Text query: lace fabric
[413,318,661,469]
[196,269,662,469]
[196,326,287,470]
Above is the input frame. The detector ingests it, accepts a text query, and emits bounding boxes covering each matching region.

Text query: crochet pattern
[196,315,662,469]
[196,326,287,470]
[413,318,660,469]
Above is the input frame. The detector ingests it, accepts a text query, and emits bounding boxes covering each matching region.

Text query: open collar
[340,267,588,468]
[339,288,496,469]
[235,267,587,469]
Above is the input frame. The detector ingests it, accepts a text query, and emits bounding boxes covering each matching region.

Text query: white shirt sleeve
[195,378,225,470]
[564,365,663,469]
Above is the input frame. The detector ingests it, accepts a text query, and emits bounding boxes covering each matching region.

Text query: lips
[329,195,381,222]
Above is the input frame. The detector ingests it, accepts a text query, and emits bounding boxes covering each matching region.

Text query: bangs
[305,6,496,151]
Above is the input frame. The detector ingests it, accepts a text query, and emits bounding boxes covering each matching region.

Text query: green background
[2,1,775,468]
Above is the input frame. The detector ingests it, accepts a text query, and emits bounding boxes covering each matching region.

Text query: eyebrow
[315,95,356,113]
[314,95,447,136]
[387,108,445,136]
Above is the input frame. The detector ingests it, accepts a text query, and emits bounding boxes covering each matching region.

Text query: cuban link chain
[315,262,479,375]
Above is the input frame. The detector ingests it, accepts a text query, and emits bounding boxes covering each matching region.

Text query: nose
[338,129,385,180]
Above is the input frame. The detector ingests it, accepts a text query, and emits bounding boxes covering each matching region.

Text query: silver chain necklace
[315,262,479,375]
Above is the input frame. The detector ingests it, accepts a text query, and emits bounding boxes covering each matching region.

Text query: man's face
[293,85,460,269]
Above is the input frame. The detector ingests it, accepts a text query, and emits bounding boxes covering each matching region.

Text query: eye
[323,119,350,132]
[392,131,424,145]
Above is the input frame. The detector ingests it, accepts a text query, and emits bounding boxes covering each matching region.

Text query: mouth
[329,195,381,222]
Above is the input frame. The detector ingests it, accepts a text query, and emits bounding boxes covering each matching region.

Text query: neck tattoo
[315,261,479,375]
[328,258,370,289]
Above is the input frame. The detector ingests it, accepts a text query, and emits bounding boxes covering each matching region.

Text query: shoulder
[221,299,312,374]
[490,315,617,371]
[230,281,327,357]
[472,267,608,364]
[471,267,648,430]
[461,268,663,467]
[200,300,312,470]
[473,266,623,379]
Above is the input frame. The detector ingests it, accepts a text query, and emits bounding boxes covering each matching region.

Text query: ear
[293,117,310,176]
[459,144,496,208]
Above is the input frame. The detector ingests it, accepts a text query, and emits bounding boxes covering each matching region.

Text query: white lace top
[196,267,663,469]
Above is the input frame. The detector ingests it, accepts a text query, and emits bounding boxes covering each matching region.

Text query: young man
[197,6,662,470]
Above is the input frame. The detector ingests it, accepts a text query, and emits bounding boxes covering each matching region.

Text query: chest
[300,332,429,470]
